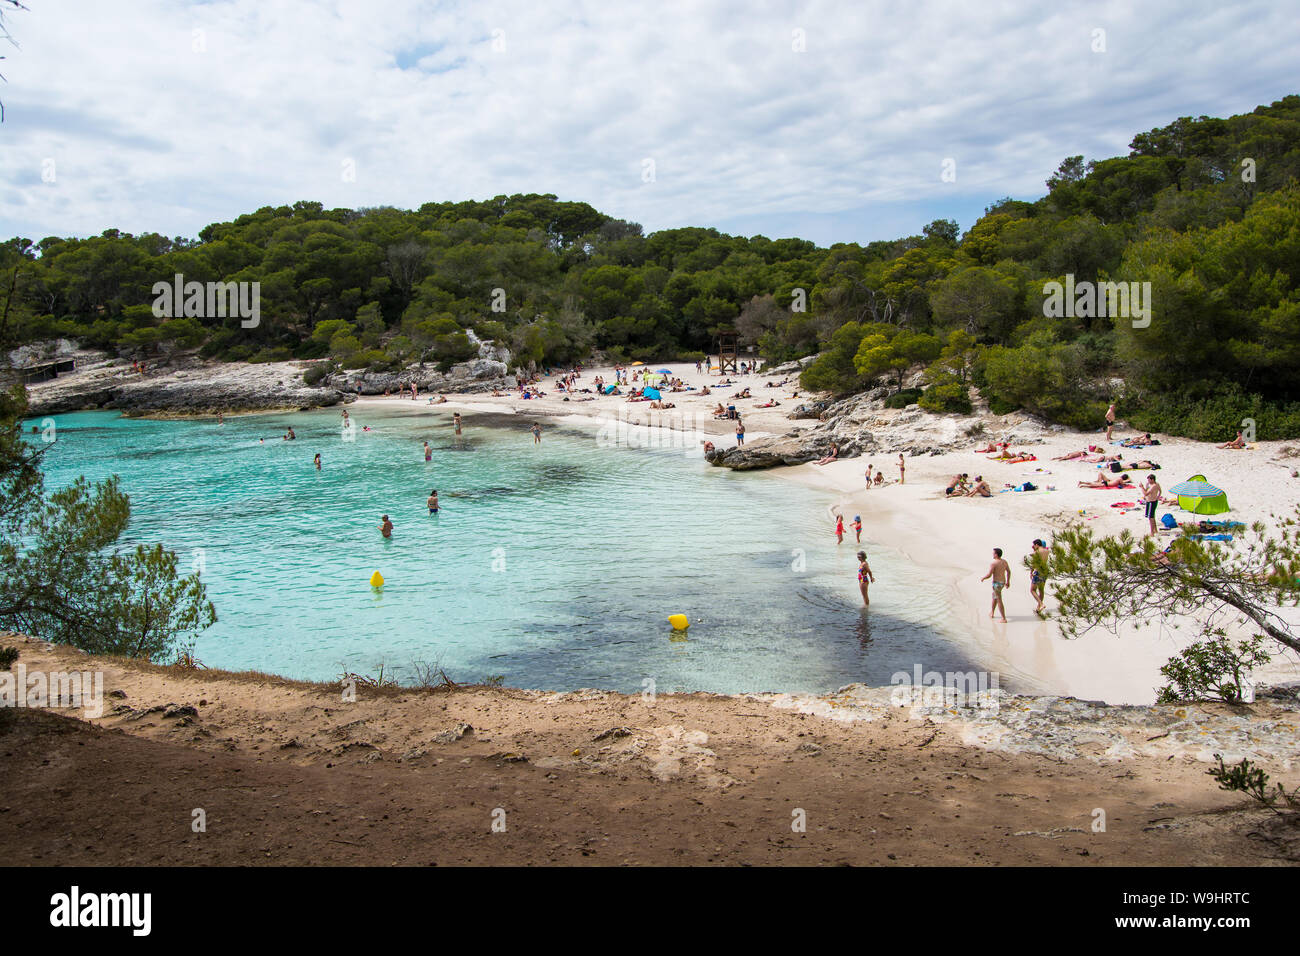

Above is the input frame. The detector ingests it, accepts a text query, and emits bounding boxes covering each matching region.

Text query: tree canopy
[5,96,1300,437]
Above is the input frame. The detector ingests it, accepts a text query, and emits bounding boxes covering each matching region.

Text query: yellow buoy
[668,614,689,630]
[370,571,384,588]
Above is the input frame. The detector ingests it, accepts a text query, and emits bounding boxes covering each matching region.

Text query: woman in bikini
[856,551,876,606]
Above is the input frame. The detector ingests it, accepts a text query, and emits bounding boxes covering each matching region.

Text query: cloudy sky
[2,0,1296,246]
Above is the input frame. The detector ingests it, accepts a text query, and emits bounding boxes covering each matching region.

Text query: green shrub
[221,343,258,361]
[677,350,707,362]
[293,338,330,360]
[1128,387,1300,442]
[200,327,238,358]
[342,349,387,370]
[0,646,17,670]
[919,381,972,414]
[302,364,330,387]
[987,395,1020,415]
[884,388,923,409]
[248,346,292,363]
[1155,633,1270,704]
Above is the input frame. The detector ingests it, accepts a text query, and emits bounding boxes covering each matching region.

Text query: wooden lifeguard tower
[716,328,739,375]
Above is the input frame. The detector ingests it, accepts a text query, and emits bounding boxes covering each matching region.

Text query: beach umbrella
[656,368,673,374]
[1170,474,1229,515]
[631,361,644,366]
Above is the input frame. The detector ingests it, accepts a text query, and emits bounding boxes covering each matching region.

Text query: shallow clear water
[26,405,987,694]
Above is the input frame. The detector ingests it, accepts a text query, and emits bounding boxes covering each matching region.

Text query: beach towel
[1190,533,1234,542]
[1204,519,1246,530]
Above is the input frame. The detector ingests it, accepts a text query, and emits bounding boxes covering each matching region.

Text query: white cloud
[1,0,1296,243]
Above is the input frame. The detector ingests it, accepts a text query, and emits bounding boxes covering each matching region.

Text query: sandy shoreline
[354,361,1300,705]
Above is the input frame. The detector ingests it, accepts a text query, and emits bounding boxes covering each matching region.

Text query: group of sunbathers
[946,473,991,497]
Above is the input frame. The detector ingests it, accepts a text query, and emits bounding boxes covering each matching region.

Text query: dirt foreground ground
[3,638,1297,866]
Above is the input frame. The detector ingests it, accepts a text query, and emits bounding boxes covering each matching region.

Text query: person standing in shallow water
[981,547,1010,622]
[313,453,321,470]
[379,515,393,538]
[427,490,439,514]
[856,551,876,606]
[531,422,542,444]
[453,412,462,436]
[423,441,432,461]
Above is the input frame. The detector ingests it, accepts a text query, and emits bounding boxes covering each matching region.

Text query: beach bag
[1160,513,1178,529]
[1109,461,1122,473]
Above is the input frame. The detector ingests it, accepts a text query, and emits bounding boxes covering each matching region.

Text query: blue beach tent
[642,387,661,400]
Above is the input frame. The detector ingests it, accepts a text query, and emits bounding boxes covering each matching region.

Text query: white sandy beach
[356,362,1300,705]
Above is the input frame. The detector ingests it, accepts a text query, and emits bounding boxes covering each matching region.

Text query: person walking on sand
[1105,402,1117,441]
[857,551,876,606]
[865,464,873,488]
[1142,474,1163,536]
[531,422,542,444]
[379,515,394,538]
[410,382,418,401]
[1029,539,1050,614]
[852,515,862,543]
[981,547,1010,622]
[897,453,906,485]
[834,513,845,544]
[735,417,745,447]
[427,490,439,514]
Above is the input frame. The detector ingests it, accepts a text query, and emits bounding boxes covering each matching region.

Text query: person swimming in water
[379,515,393,538]
[284,427,296,440]
[427,490,439,514]
[856,551,876,606]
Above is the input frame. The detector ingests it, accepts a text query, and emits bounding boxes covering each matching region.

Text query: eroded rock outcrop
[707,387,1064,470]
[24,353,349,416]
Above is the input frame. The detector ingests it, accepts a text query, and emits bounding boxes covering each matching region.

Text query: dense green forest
[3,95,1299,438]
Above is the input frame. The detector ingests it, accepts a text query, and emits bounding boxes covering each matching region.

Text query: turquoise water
[25,406,986,694]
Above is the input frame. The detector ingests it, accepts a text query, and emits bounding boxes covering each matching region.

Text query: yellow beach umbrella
[631,361,644,366]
